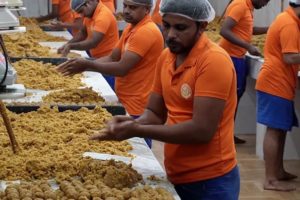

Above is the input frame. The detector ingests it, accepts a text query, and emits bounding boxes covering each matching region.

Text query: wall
[18,0,50,17]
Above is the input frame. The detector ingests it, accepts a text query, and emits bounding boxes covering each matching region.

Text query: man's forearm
[82,60,125,76]
[36,14,55,22]
[134,121,214,144]
[135,109,166,125]
[253,27,268,35]
[68,33,85,44]
[69,39,97,51]
[60,22,76,30]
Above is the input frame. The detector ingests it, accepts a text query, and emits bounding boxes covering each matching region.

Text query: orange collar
[128,14,152,34]
[286,6,300,28]
[91,2,102,20]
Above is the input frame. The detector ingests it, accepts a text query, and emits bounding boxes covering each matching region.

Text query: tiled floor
[152,134,300,200]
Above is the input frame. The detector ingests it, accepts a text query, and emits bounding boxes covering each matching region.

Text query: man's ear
[197,22,208,36]
[145,5,151,15]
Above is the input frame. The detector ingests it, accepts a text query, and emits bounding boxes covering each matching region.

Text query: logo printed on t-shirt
[181,83,192,99]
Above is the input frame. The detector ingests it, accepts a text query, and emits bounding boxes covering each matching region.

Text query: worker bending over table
[88,0,240,199]
[219,0,271,144]
[57,0,164,148]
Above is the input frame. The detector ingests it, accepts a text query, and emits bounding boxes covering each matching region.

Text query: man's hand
[247,44,262,57]
[50,21,64,29]
[56,58,88,76]
[90,116,137,141]
[57,44,71,57]
[57,44,66,54]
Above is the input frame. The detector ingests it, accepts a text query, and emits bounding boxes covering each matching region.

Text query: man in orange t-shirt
[256,0,300,192]
[88,0,240,199]
[36,0,81,34]
[36,0,73,23]
[57,0,164,148]
[58,0,118,59]
[219,0,270,144]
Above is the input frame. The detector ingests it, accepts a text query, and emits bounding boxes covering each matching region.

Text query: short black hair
[290,2,300,7]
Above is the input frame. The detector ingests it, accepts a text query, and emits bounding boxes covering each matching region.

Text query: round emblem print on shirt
[181,83,192,99]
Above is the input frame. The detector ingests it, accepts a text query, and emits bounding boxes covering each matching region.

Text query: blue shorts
[231,57,248,98]
[174,165,240,200]
[257,91,299,131]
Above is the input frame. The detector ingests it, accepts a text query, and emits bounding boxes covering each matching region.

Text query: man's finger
[56,59,73,70]
[113,115,134,123]
[89,133,108,140]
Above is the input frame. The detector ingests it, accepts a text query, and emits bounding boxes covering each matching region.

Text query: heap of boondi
[19,17,66,42]
[3,34,81,58]
[0,106,132,181]
[251,34,266,55]
[42,88,105,105]
[12,59,84,90]
[4,34,53,57]
[115,12,124,20]
[206,17,222,43]
[0,160,174,199]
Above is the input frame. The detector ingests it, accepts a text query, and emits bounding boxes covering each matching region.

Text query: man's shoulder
[95,4,116,20]
[227,0,248,11]
[136,21,162,36]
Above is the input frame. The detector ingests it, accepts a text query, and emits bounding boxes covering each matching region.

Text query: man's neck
[175,52,189,69]
[293,7,300,18]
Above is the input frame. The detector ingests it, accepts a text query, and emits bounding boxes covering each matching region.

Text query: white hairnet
[290,0,300,4]
[160,0,215,22]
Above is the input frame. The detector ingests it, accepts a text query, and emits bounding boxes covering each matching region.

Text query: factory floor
[152,134,300,200]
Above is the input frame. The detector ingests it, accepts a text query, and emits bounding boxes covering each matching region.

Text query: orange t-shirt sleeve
[127,27,156,57]
[280,24,300,53]
[194,53,234,100]
[226,3,246,22]
[92,12,111,34]
[152,53,164,95]
[115,28,127,50]
[52,0,59,5]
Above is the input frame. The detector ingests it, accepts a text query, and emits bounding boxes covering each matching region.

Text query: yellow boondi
[42,88,105,105]
[12,59,84,90]
[0,159,174,199]
[0,106,133,181]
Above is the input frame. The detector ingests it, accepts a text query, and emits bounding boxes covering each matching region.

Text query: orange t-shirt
[102,0,115,13]
[151,0,162,26]
[152,34,237,184]
[52,0,73,23]
[115,15,164,115]
[219,0,254,58]
[83,3,119,58]
[256,7,300,100]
